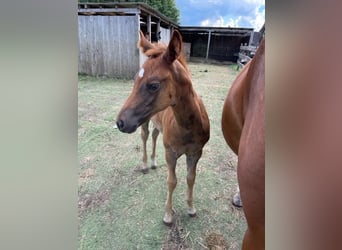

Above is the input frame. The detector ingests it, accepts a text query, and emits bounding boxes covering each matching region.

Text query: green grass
[78,63,246,249]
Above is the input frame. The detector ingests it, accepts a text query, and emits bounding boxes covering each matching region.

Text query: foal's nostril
[116,120,124,130]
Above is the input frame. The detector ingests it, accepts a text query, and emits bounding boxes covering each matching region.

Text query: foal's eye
[146,82,160,93]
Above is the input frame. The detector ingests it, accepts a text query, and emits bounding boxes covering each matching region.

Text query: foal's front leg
[186,150,202,217]
[163,148,177,225]
[150,127,159,169]
[140,121,149,173]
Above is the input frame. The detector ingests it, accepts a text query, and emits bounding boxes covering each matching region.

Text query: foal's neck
[172,80,203,130]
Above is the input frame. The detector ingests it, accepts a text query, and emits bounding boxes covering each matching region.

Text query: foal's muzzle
[116,119,125,131]
[116,118,138,134]
[116,105,152,133]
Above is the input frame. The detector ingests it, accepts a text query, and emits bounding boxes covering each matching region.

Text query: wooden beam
[78,2,179,28]
[248,31,254,46]
[238,53,252,62]
[156,19,161,41]
[206,30,211,60]
[147,14,151,41]
[78,8,140,14]
[240,45,257,52]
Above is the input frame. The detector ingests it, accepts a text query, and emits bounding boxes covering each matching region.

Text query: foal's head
[116,30,189,133]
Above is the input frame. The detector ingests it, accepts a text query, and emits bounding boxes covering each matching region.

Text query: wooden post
[156,19,161,41]
[138,13,147,68]
[206,30,212,60]
[137,13,141,33]
[248,31,254,46]
[147,14,151,41]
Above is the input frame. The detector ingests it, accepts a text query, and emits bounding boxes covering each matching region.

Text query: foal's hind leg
[186,150,202,217]
[140,121,149,173]
[150,127,159,169]
[163,148,177,225]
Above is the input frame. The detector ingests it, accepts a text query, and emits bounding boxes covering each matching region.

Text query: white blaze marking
[138,68,145,78]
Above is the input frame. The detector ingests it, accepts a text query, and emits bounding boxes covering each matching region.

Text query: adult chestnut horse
[221,39,265,249]
[116,30,210,225]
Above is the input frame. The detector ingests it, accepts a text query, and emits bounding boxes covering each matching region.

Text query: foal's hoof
[232,192,243,207]
[163,212,174,226]
[141,168,149,174]
[187,208,197,217]
[163,219,173,227]
[151,159,157,169]
[163,216,173,226]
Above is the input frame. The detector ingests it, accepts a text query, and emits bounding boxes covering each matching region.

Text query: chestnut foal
[116,30,210,225]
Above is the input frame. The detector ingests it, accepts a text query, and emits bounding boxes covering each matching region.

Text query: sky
[175,0,265,31]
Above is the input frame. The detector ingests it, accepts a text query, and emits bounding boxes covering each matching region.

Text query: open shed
[78,2,178,78]
[179,26,254,62]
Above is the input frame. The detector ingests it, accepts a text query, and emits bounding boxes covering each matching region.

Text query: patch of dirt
[79,167,95,185]
[161,217,191,250]
[78,189,110,218]
[80,156,95,165]
[205,232,227,250]
[189,58,234,66]
[134,145,141,152]
[78,104,102,124]
[215,153,238,181]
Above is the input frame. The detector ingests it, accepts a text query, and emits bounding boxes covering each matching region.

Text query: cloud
[176,0,265,30]
[252,5,265,30]
[200,16,225,27]
[200,16,242,28]
[198,3,264,30]
[245,0,264,4]
[226,16,242,28]
[208,0,224,4]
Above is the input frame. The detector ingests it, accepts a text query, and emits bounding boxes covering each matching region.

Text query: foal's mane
[144,42,188,70]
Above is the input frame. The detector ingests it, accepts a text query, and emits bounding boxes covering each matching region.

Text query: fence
[236,44,258,69]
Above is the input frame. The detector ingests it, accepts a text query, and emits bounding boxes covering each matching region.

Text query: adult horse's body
[116,30,210,225]
[221,39,265,249]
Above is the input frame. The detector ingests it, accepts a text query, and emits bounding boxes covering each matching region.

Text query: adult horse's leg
[163,148,177,225]
[140,121,149,173]
[238,158,264,250]
[150,127,159,169]
[238,123,265,250]
[232,186,243,207]
[185,150,202,217]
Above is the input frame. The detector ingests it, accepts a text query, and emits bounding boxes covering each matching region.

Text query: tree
[135,0,180,23]
[150,0,179,24]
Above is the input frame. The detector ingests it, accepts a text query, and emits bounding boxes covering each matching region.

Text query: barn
[78,2,177,78]
[78,2,263,78]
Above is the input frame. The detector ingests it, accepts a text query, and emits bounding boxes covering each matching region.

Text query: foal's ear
[164,30,182,64]
[138,30,154,53]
